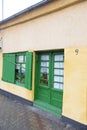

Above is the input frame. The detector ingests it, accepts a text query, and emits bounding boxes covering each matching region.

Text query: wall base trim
[62,116,87,130]
[0,89,33,106]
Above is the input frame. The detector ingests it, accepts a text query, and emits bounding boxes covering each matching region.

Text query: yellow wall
[0,52,35,102]
[1,1,87,53]
[0,0,81,29]
[63,48,87,124]
[0,0,87,125]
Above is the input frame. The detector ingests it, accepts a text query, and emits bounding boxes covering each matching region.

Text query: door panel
[50,90,63,108]
[35,50,64,115]
[37,88,50,103]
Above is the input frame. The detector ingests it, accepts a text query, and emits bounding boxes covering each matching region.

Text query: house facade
[0,0,87,129]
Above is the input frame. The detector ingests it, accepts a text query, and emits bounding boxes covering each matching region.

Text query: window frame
[15,53,26,87]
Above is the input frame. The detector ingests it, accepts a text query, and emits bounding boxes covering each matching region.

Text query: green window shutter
[25,52,33,90]
[2,54,8,82]
[2,54,15,83]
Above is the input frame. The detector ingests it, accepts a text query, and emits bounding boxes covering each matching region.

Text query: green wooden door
[34,50,64,116]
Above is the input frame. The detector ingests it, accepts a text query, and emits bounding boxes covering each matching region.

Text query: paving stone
[0,94,77,130]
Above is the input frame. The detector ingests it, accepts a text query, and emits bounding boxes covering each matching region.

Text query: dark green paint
[2,54,15,83]
[25,52,33,90]
[34,50,64,117]
[2,52,33,90]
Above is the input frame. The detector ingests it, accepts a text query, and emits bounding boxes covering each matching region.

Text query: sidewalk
[0,94,77,130]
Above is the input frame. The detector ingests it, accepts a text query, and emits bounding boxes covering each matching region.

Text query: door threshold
[34,100,62,118]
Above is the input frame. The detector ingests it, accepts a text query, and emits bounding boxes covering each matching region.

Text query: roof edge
[0,0,52,25]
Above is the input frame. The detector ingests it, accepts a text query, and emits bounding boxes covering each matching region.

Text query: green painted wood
[2,52,33,90]
[2,54,15,83]
[25,52,33,90]
[34,50,64,117]
[2,54,8,82]
[34,100,62,117]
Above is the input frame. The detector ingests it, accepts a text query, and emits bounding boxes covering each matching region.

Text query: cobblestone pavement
[0,94,77,130]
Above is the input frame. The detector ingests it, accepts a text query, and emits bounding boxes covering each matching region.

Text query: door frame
[34,50,64,117]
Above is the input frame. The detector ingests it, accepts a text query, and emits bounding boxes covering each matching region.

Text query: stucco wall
[0,0,87,125]
[63,48,87,124]
[1,1,87,53]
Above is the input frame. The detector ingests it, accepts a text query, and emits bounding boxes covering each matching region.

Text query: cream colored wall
[63,48,87,124]
[0,52,35,102]
[1,1,87,53]
[0,0,87,125]
[0,0,81,29]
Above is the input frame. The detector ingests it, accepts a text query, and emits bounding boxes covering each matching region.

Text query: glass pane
[54,76,64,82]
[54,69,64,75]
[60,84,63,89]
[54,62,64,68]
[15,64,21,82]
[40,73,49,80]
[24,56,26,62]
[40,73,49,86]
[54,55,63,61]
[20,74,25,84]
[40,79,48,86]
[19,56,24,62]
[54,83,63,89]
[16,64,20,70]
[15,64,26,84]
[16,56,25,63]
[21,64,25,73]
[54,83,60,89]
[41,62,49,67]
[41,55,49,61]
[41,68,49,73]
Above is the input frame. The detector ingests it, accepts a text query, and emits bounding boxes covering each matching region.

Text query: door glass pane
[41,55,49,60]
[40,55,49,86]
[54,76,64,82]
[41,68,49,73]
[54,69,64,75]
[53,53,64,89]
[54,62,64,68]
[54,76,59,82]
[41,62,49,67]
[40,73,49,80]
[54,55,63,61]
[60,84,63,89]
[54,83,60,89]
[40,79,48,85]
[54,69,58,75]
[40,73,48,86]
[54,83,63,89]
[40,68,49,86]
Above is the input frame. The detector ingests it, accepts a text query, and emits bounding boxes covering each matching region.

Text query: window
[2,52,33,90]
[15,54,26,85]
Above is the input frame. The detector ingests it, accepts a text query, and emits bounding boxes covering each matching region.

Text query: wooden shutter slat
[2,54,15,83]
[25,52,33,90]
